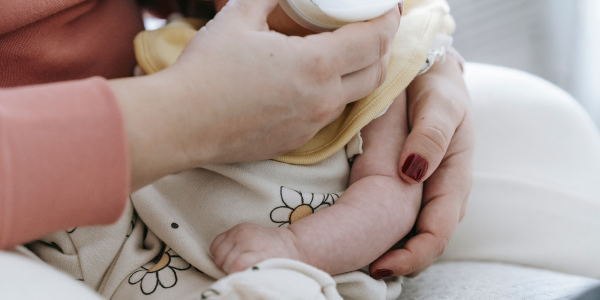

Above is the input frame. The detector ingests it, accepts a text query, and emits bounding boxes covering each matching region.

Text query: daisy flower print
[128,248,192,295]
[270,186,340,227]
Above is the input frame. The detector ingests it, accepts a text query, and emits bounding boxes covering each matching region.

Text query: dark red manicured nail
[372,269,394,280]
[402,154,428,182]
[398,1,404,16]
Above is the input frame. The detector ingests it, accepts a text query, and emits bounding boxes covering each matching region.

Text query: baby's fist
[210,223,303,274]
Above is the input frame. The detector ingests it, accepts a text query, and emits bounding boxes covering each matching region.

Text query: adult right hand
[111,0,401,192]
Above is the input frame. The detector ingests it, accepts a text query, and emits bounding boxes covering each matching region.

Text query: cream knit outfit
[25,1,454,299]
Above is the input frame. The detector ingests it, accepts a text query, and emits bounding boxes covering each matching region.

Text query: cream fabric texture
[25,150,402,300]
[200,258,343,300]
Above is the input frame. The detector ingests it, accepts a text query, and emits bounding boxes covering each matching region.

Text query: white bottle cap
[279,0,402,32]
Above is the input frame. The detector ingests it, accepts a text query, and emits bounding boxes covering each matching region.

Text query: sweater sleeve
[0,77,130,249]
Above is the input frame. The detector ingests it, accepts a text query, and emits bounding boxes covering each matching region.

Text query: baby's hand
[210,224,304,274]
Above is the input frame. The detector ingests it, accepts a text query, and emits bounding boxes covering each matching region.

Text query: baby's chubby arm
[291,90,423,275]
[210,91,423,275]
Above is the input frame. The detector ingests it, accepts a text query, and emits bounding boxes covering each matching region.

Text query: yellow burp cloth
[134,0,455,165]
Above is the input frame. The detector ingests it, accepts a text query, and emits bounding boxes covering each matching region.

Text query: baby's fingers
[370,200,461,279]
[369,232,442,278]
[226,252,268,274]
[210,231,235,270]
[341,50,391,103]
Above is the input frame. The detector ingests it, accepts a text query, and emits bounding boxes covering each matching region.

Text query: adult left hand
[370,54,475,278]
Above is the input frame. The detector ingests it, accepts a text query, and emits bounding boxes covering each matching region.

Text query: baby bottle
[279,0,403,32]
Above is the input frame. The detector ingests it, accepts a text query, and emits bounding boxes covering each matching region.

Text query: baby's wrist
[277,226,311,266]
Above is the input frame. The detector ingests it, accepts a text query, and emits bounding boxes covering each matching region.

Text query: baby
[201,5,420,279]
[209,93,419,277]
[26,1,456,299]
[201,0,433,277]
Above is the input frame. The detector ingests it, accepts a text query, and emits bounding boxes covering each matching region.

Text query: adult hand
[370,54,475,278]
[111,0,401,192]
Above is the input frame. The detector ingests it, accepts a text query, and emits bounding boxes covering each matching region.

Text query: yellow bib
[134,0,455,165]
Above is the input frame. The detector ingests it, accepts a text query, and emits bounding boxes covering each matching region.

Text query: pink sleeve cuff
[0,77,130,249]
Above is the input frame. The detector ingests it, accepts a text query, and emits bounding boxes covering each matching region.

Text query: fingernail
[398,1,404,16]
[402,154,428,182]
[372,269,394,280]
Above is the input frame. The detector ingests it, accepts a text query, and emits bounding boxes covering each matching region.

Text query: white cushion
[439,63,600,278]
[0,251,102,300]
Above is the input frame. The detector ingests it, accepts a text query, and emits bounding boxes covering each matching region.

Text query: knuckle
[403,262,417,277]
[231,223,254,235]
[462,177,473,198]
[434,93,467,124]
[290,82,312,105]
[377,59,388,87]
[230,223,245,232]
[420,89,463,114]
[310,99,338,123]
[306,50,336,83]
[459,205,467,222]
[213,253,225,268]
[378,30,390,59]
[406,268,423,278]
[309,106,328,124]
[232,253,259,272]
[434,236,450,258]
[414,125,450,155]
[447,103,466,124]
[209,236,223,255]
[281,132,316,154]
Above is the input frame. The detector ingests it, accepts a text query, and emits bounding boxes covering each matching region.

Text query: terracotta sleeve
[0,77,130,249]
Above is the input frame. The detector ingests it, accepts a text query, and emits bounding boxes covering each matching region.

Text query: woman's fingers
[371,192,461,278]
[369,232,443,278]
[152,0,404,171]
[399,57,469,183]
[399,94,462,183]
[371,116,474,277]
[308,6,400,77]
[341,50,391,102]
[370,153,472,277]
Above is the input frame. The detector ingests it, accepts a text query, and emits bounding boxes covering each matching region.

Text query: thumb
[217,0,280,30]
[398,95,463,183]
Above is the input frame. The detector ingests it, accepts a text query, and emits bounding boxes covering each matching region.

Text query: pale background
[447,0,600,128]
[144,0,600,127]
